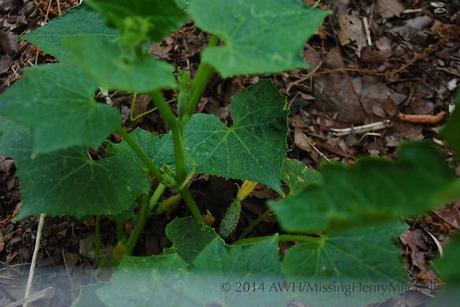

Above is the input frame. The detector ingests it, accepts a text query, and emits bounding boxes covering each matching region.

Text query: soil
[0,0,459,306]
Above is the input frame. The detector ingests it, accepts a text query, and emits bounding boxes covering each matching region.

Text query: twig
[362,17,372,46]
[398,111,447,125]
[55,0,62,16]
[423,229,444,257]
[331,120,392,137]
[24,214,46,307]
[44,0,53,23]
[286,62,322,95]
[402,8,423,14]
[6,287,54,307]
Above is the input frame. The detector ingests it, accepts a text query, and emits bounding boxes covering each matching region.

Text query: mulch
[0,0,459,306]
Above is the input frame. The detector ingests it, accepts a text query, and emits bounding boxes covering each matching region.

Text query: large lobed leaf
[270,142,460,232]
[86,0,187,42]
[0,119,150,218]
[62,35,176,93]
[188,0,329,77]
[75,219,283,306]
[165,216,218,263]
[282,222,409,306]
[282,158,322,195]
[93,254,191,307]
[184,80,288,192]
[115,81,288,192]
[74,218,409,306]
[23,6,117,60]
[0,63,120,155]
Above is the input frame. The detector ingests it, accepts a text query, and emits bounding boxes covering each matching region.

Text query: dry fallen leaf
[376,0,405,19]
[336,11,367,55]
[294,128,313,152]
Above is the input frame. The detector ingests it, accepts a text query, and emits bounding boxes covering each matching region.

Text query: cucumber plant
[0,1,459,306]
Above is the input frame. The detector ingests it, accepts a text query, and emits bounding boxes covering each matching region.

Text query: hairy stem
[125,184,166,256]
[179,188,204,224]
[149,183,167,212]
[185,35,219,117]
[150,91,178,127]
[150,91,203,223]
[116,128,163,181]
[172,125,187,185]
[238,209,272,239]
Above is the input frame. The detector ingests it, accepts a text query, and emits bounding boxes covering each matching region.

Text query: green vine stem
[116,128,163,182]
[150,91,178,127]
[124,184,166,255]
[238,209,272,239]
[149,183,167,212]
[150,91,203,224]
[184,35,219,118]
[124,195,148,255]
[234,234,322,245]
[179,188,204,224]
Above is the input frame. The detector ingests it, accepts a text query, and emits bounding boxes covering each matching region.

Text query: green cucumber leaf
[165,216,219,264]
[188,0,329,77]
[96,254,190,307]
[74,236,284,306]
[86,0,187,44]
[0,119,150,218]
[23,6,118,60]
[111,128,175,169]
[183,236,286,306]
[441,93,460,161]
[270,142,460,232]
[0,63,120,154]
[63,35,176,93]
[175,0,188,9]
[434,232,460,284]
[282,222,409,306]
[282,158,322,195]
[184,80,288,193]
[115,82,288,192]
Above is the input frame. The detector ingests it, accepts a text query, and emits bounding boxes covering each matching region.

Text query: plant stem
[234,234,321,245]
[149,91,186,183]
[125,184,167,256]
[238,209,272,239]
[149,183,167,212]
[149,91,203,223]
[185,35,219,117]
[116,128,163,182]
[125,196,147,255]
[179,188,204,224]
[150,91,178,127]
[172,125,187,184]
